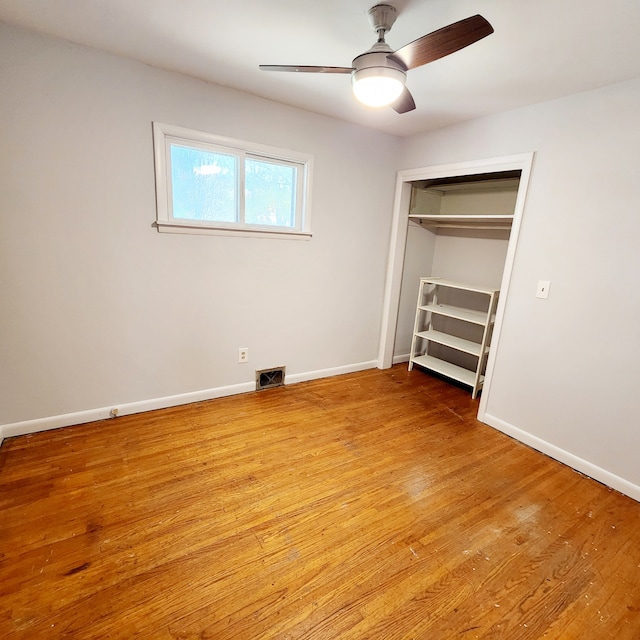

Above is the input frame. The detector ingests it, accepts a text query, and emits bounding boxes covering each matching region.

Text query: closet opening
[378,154,534,421]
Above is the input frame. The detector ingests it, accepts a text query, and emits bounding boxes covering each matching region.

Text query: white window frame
[152,122,313,239]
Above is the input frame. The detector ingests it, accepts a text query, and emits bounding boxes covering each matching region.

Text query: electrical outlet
[238,347,249,363]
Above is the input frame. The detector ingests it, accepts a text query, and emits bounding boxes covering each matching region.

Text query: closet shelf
[408,175,519,231]
[409,213,513,230]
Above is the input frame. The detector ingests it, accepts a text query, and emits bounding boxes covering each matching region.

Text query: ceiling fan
[259,4,493,114]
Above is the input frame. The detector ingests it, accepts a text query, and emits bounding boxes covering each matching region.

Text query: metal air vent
[256,366,286,391]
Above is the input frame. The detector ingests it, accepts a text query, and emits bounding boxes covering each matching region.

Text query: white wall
[431,232,509,288]
[392,223,436,360]
[0,24,400,429]
[400,77,640,497]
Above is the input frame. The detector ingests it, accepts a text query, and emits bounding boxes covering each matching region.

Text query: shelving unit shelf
[408,277,499,399]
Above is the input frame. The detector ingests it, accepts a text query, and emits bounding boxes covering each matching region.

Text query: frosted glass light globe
[352,67,405,107]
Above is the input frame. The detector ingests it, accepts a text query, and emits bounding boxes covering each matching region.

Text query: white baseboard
[483,412,640,503]
[286,360,377,385]
[1,360,378,440]
[392,353,410,365]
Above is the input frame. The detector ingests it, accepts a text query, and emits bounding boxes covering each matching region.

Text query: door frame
[377,152,534,421]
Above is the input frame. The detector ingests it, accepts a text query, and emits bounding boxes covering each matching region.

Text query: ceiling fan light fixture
[352,66,405,107]
[260,6,493,116]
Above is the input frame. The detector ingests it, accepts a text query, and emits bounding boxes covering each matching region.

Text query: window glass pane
[245,158,296,228]
[170,144,236,222]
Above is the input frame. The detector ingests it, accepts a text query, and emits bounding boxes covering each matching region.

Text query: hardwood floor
[1,366,640,639]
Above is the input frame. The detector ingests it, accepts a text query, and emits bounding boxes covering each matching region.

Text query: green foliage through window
[245,158,295,228]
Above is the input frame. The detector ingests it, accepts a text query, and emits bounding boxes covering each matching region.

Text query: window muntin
[153,123,312,238]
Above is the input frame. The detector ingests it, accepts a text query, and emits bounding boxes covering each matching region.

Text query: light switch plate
[536,280,551,299]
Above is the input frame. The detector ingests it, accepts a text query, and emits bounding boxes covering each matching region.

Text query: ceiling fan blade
[391,15,493,71]
[391,87,416,114]
[259,65,353,74]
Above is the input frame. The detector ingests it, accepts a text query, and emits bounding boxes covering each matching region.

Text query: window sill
[154,220,312,240]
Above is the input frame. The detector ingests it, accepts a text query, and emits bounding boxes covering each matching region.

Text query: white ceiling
[2,0,640,137]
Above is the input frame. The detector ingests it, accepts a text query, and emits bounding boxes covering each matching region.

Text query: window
[152,122,313,238]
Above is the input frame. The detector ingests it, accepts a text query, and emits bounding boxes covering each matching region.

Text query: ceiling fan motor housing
[352,37,407,76]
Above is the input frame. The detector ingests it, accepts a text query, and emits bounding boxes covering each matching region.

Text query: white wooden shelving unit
[408,277,499,399]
